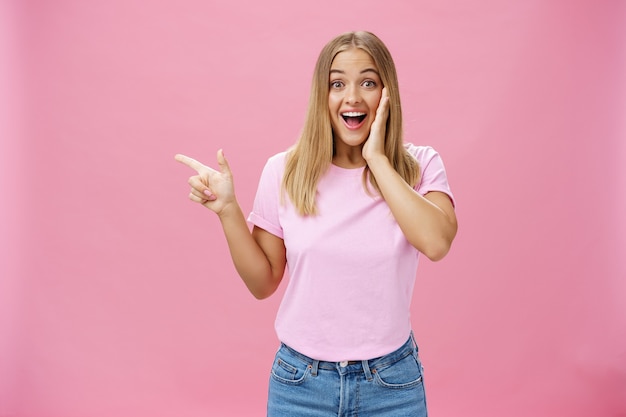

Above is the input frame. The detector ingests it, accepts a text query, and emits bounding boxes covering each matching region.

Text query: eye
[330,80,344,89]
[362,80,377,88]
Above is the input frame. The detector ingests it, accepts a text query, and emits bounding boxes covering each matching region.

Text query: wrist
[365,153,390,170]
[217,200,241,220]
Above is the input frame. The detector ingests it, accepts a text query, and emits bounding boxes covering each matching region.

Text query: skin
[175,48,457,299]
[174,150,286,300]
[328,48,383,168]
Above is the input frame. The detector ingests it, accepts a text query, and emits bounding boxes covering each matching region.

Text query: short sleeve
[406,144,455,207]
[247,152,286,239]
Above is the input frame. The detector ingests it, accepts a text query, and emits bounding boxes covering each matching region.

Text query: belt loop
[410,331,419,357]
[362,360,373,381]
[311,360,319,377]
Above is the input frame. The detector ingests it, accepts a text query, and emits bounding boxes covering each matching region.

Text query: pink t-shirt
[248,144,454,361]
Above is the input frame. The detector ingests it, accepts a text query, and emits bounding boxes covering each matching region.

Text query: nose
[345,84,362,104]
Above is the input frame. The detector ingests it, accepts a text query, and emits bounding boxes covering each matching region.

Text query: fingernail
[203,190,213,197]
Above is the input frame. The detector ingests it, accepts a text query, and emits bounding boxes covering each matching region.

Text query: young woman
[176,31,457,417]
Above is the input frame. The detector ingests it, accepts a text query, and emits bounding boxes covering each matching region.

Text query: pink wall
[2,0,625,416]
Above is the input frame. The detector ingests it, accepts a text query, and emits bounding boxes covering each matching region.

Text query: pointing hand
[174,149,236,215]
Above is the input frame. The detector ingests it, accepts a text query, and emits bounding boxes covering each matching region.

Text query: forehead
[330,48,377,71]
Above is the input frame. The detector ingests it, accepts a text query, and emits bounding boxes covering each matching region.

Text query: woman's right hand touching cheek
[174,149,236,216]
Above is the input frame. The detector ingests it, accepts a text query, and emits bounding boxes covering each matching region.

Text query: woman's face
[328,48,383,151]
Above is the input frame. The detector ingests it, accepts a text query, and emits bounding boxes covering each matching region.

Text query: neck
[333,148,366,168]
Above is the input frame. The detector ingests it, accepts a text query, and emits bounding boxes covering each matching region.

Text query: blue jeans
[267,333,428,416]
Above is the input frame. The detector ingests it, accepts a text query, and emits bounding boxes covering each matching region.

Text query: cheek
[367,91,382,111]
[374,92,383,108]
[328,95,341,112]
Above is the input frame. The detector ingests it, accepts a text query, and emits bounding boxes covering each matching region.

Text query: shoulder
[403,142,438,160]
[404,142,454,202]
[266,150,289,166]
[404,143,441,165]
[256,151,290,192]
[261,151,289,175]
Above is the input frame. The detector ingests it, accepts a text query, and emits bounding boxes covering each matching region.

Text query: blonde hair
[282,31,420,215]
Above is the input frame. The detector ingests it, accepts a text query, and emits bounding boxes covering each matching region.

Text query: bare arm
[367,155,457,261]
[363,89,458,261]
[175,151,286,299]
[218,205,286,299]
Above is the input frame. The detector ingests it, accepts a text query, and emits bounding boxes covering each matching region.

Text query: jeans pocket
[270,350,311,386]
[373,352,424,389]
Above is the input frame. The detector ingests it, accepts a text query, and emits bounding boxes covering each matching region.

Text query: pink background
[2,0,625,416]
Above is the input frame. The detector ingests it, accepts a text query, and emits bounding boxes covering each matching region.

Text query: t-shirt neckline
[329,163,366,177]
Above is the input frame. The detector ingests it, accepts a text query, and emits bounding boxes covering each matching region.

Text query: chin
[340,134,368,147]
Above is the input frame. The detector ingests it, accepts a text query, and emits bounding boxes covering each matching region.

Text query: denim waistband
[280,332,418,379]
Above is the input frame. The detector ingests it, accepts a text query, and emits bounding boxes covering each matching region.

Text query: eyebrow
[329,68,380,76]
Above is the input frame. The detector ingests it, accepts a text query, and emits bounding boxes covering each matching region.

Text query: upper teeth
[342,112,365,117]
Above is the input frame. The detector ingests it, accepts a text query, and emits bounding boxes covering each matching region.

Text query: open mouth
[341,112,367,128]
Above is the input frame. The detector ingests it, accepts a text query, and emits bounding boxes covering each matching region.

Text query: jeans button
[340,361,348,367]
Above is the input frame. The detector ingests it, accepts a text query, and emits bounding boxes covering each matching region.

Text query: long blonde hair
[282,31,420,215]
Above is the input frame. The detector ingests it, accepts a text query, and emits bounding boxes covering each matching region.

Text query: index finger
[174,154,206,172]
